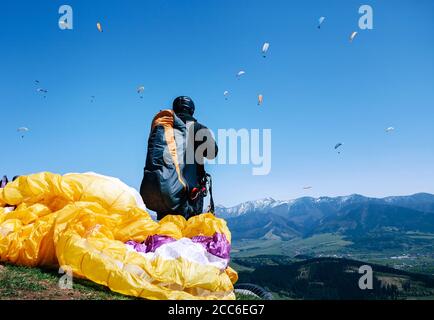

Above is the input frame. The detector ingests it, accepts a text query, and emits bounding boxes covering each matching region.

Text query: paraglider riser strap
[190,173,214,214]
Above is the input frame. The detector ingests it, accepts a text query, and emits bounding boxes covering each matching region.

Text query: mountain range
[216,193,434,241]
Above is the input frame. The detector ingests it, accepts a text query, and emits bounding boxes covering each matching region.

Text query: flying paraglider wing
[223,91,229,100]
[17,127,29,139]
[137,86,145,99]
[236,70,245,78]
[261,42,270,57]
[349,31,358,42]
[36,88,48,98]
[334,143,343,154]
[318,16,325,29]
[97,22,103,32]
[385,127,395,133]
[137,86,145,94]
[258,94,263,106]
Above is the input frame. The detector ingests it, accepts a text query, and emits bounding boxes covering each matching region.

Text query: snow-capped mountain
[216,197,295,218]
[217,194,372,220]
[216,193,434,241]
[216,193,434,219]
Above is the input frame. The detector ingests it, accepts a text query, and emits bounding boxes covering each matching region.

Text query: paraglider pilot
[140,96,218,220]
[171,96,218,217]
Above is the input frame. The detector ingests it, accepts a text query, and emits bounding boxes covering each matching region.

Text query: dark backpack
[140,110,215,218]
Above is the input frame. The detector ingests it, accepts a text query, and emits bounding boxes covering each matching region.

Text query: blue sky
[1,0,434,206]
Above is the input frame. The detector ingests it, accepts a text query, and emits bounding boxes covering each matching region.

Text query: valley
[222,193,434,299]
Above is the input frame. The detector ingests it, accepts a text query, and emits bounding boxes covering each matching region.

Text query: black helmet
[172,96,195,115]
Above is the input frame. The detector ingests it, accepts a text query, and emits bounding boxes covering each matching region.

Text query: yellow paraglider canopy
[0,172,237,300]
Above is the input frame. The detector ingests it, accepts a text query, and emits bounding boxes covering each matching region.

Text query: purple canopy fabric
[126,235,176,254]
[126,233,231,260]
[144,234,176,252]
[192,233,231,260]
[125,240,147,253]
[1,176,8,188]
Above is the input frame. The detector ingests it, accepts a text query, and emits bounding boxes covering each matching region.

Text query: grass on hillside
[0,263,253,300]
[232,233,352,258]
[0,263,135,300]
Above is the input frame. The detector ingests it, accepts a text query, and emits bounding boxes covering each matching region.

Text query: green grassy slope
[0,263,134,300]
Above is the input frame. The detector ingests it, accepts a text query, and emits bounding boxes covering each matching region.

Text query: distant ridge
[216,193,434,241]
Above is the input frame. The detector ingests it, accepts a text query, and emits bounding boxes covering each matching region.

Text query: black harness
[190,173,215,214]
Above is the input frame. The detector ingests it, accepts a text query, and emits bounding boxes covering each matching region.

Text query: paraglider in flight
[17,127,29,139]
[257,94,263,106]
[137,86,145,99]
[96,22,103,33]
[303,186,313,190]
[334,143,343,154]
[223,91,229,100]
[385,127,395,133]
[35,80,40,84]
[349,31,358,43]
[318,16,325,29]
[90,96,95,103]
[236,70,246,79]
[36,88,48,98]
[261,42,270,58]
